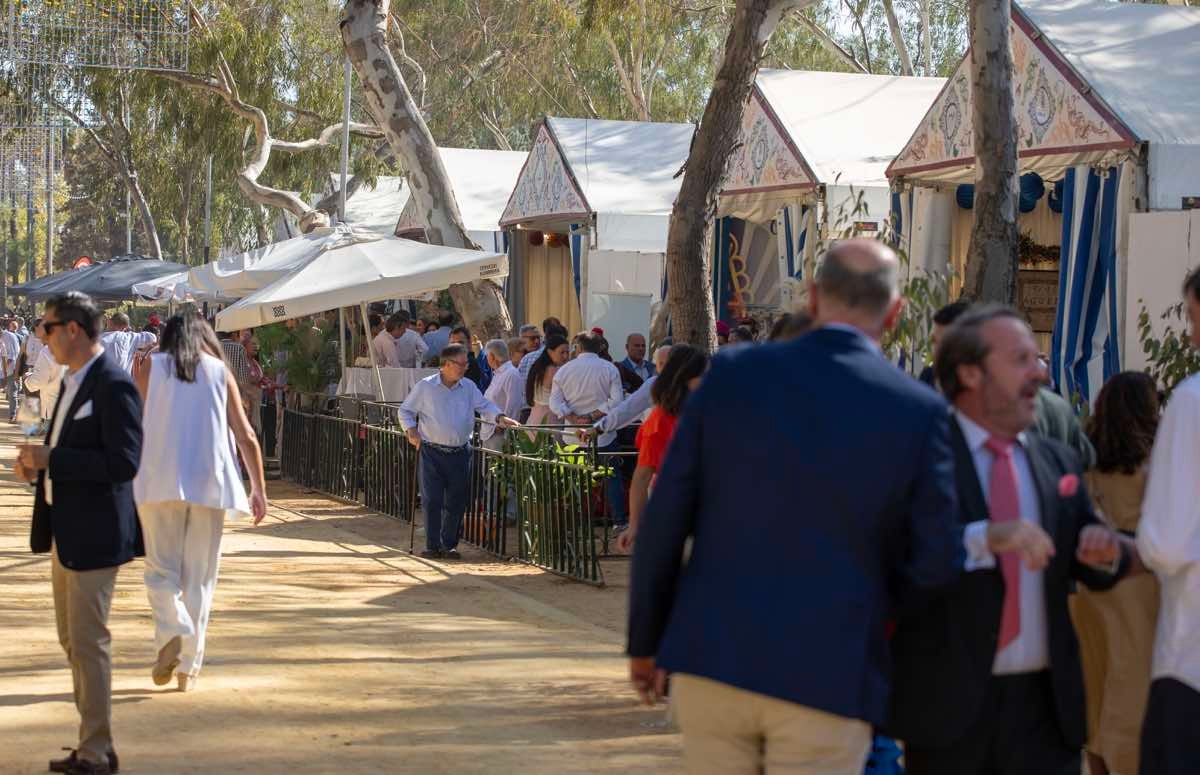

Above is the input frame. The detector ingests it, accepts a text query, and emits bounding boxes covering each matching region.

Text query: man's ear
[807,282,820,319]
[958,363,984,393]
[882,296,905,332]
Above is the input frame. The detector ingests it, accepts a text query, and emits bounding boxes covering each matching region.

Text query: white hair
[484,338,508,360]
[653,345,672,370]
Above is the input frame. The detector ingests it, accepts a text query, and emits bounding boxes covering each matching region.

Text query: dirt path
[0,419,679,774]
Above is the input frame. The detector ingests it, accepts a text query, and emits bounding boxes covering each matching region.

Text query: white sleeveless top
[134,352,251,519]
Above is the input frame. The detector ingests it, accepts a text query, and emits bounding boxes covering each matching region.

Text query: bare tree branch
[882,0,915,75]
[796,13,868,73]
[388,13,429,111]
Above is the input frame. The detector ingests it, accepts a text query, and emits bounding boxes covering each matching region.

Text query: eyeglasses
[42,320,69,333]
[447,359,469,369]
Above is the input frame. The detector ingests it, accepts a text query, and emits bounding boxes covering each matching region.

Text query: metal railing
[277,408,635,585]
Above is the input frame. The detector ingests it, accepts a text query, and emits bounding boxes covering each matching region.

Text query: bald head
[653,345,672,372]
[816,240,899,314]
[810,239,902,339]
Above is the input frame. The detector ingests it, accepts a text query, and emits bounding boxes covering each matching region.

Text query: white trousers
[139,501,226,677]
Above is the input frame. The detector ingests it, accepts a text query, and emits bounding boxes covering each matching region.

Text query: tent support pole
[360,301,386,401]
[338,307,346,386]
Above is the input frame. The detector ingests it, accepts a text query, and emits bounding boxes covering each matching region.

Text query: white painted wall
[1123,210,1200,372]
[584,249,664,330]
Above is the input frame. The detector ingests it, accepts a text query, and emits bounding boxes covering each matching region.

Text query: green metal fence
[277,411,624,585]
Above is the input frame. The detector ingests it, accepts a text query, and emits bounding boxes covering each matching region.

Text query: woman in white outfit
[24,320,65,420]
[133,311,267,692]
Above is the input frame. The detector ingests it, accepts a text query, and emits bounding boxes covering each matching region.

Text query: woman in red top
[618,344,709,552]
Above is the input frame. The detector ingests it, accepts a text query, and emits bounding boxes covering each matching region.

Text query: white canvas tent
[339,147,526,252]
[191,225,360,301]
[132,270,234,304]
[887,0,1200,403]
[499,116,695,343]
[713,70,945,317]
[214,236,508,332]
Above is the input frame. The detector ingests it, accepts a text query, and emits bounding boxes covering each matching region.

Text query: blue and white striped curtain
[569,224,584,306]
[777,204,809,281]
[1050,166,1121,405]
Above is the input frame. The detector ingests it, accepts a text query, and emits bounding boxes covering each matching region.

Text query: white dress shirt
[1139,373,1200,693]
[46,349,105,505]
[596,376,656,434]
[25,346,66,419]
[394,329,429,368]
[398,373,504,448]
[549,353,625,447]
[0,329,20,371]
[100,330,156,372]
[957,412,1051,675]
[481,362,523,442]
[371,330,401,368]
[24,333,44,363]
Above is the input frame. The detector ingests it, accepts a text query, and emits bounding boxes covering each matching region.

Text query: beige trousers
[139,501,226,678]
[671,673,872,775]
[51,549,120,765]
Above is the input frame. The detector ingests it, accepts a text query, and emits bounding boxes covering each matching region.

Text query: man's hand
[987,520,1056,571]
[12,458,35,484]
[404,427,421,449]
[17,444,50,472]
[470,335,483,355]
[496,415,521,431]
[616,526,636,553]
[1077,525,1120,567]
[629,656,667,706]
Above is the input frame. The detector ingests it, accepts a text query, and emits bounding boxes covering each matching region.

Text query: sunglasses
[41,320,70,333]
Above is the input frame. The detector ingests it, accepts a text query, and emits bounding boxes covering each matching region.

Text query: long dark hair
[651,344,708,416]
[1087,371,1159,474]
[525,334,568,407]
[159,309,223,383]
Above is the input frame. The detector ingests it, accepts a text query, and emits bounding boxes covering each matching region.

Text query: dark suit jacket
[627,327,963,726]
[30,350,144,571]
[886,420,1128,749]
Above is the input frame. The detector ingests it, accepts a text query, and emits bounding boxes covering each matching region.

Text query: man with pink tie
[888,305,1134,775]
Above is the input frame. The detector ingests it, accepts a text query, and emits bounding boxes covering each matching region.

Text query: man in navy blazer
[627,240,963,773]
[16,292,143,775]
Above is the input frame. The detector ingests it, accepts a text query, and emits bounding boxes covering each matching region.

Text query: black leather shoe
[419,549,442,559]
[49,748,119,774]
[442,549,462,560]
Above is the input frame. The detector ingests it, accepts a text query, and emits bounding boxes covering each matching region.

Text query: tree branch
[796,13,868,73]
[881,0,915,75]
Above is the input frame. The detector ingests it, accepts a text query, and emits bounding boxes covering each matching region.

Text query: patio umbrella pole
[359,301,386,401]
[338,306,346,388]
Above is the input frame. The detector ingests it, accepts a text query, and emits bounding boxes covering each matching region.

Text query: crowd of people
[9,236,1200,774]
[626,239,1199,775]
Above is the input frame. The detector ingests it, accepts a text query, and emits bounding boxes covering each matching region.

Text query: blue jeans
[597,441,628,525]
[5,372,17,419]
[419,444,471,552]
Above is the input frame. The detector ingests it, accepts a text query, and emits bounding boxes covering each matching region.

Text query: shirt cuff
[963,520,996,571]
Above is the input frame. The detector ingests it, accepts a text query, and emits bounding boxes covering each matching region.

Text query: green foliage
[1138,298,1200,399]
[885,265,953,374]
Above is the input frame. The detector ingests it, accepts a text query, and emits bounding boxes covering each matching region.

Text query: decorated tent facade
[500,117,694,352]
[715,70,945,322]
[888,0,1200,402]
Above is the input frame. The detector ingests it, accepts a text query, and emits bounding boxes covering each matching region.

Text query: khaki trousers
[671,673,872,775]
[51,549,119,765]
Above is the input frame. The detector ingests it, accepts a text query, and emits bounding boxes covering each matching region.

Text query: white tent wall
[906,187,954,276]
[824,185,893,234]
[1123,210,1200,374]
[583,249,664,327]
[1148,144,1200,212]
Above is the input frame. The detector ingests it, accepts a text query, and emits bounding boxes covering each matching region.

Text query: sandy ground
[0,418,679,774]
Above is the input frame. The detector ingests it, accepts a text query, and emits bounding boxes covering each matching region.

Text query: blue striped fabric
[569,224,584,305]
[1050,165,1121,405]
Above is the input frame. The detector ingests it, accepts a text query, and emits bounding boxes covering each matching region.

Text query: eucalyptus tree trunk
[662,0,813,350]
[962,0,1019,303]
[342,0,513,340]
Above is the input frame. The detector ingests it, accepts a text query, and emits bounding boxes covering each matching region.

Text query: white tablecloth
[337,367,437,402]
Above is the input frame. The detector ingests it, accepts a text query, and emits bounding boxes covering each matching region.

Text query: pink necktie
[984,437,1022,650]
